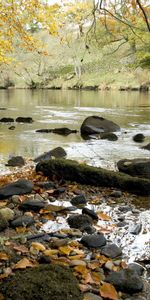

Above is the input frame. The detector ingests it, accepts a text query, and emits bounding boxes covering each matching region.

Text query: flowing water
[0,89,150,174]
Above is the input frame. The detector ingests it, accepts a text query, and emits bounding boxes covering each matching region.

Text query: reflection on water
[0,89,150,174]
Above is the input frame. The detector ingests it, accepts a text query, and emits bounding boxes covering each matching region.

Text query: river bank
[0,161,149,300]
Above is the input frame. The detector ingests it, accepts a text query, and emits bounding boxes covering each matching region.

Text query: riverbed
[0,89,150,174]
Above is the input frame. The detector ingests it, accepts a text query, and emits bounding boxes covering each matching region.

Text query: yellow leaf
[100,282,118,300]
[59,245,73,256]
[74,265,88,275]
[44,249,59,256]
[14,258,38,269]
[97,212,112,221]
[0,252,9,261]
[31,242,46,252]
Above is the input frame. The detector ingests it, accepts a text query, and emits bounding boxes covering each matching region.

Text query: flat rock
[11,215,35,228]
[0,179,34,200]
[80,233,106,248]
[6,156,25,167]
[20,199,46,212]
[106,269,143,294]
[101,243,122,258]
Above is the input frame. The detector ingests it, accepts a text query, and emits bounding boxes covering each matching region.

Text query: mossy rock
[0,264,83,300]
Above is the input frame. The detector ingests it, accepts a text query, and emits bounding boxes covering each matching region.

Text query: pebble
[0,207,14,221]
[105,260,114,271]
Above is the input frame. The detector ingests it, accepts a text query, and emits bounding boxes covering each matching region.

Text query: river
[0,89,150,174]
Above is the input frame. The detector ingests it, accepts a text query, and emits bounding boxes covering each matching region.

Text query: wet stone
[82,207,98,221]
[110,190,122,198]
[80,233,106,248]
[11,215,35,228]
[84,293,103,300]
[67,214,93,229]
[19,199,46,212]
[101,243,122,259]
[71,195,87,206]
[35,181,56,189]
[106,269,143,294]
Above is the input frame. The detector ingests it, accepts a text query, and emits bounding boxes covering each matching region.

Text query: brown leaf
[74,265,88,275]
[16,227,28,233]
[0,201,7,207]
[44,249,58,256]
[84,272,95,284]
[100,282,118,300]
[97,212,112,221]
[13,245,29,254]
[14,258,38,269]
[88,261,100,270]
[79,284,91,293]
[40,204,65,213]
[0,252,9,261]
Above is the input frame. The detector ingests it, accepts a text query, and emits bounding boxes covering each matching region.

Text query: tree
[0,0,59,64]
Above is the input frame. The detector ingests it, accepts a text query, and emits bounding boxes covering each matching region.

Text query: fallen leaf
[74,265,88,275]
[59,245,73,256]
[88,261,100,270]
[14,257,38,269]
[13,245,29,254]
[31,242,46,252]
[84,272,95,284]
[0,201,7,207]
[0,252,9,261]
[44,249,59,256]
[16,227,28,233]
[91,271,103,284]
[100,282,118,300]
[79,284,91,293]
[52,257,70,266]
[97,212,112,221]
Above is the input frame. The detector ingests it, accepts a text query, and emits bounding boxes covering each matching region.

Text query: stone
[84,293,103,300]
[0,207,14,221]
[6,156,25,167]
[80,116,120,137]
[0,216,9,231]
[11,215,35,228]
[117,158,150,179]
[100,132,118,141]
[101,244,122,258]
[71,195,87,206]
[19,199,46,212]
[52,127,77,136]
[129,223,142,235]
[110,190,122,198]
[67,214,93,229]
[141,143,150,151]
[0,264,82,300]
[106,269,143,294]
[133,134,145,143]
[0,179,34,200]
[80,233,106,248]
[0,117,14,123]
[34,147,67,162]
[128,263,145,276]
[82,207,98,221]
[35,181,55,189]
[16,117,33,123]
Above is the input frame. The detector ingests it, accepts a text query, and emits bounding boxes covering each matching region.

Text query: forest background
[0,0,150,90]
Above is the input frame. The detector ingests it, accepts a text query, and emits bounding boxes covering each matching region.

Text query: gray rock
[0,179,34,200]
[11,215,35,228]
[80,116,120,136]
[19,199,46,212]
[141,143,150,151]
[34,147,67,162]
[0,117,14,123]
[71,195,87,206]
[101,243,122,258]
[110,190,122,198]
[67,214,92,229]
[16,117,33,123]
[130,223,142,235]
[100,132,118,141]
[6,156,25,167]
[128,263,145,276]
[80,233,106,248]
[106,269,143,294]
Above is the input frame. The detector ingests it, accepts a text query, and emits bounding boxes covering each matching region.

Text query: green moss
[0,264,83,300]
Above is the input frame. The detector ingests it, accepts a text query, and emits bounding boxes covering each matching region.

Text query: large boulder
[117,159,150,179]
[0,179,34,200]
[80,116,120,136]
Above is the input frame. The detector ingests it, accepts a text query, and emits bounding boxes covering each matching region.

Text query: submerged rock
[0,264,83,300]
[0,179,34,200]
[106,269,143,294]
[16,117,33,123]
[133,133,145,143]
[0,117,14,123]
[141,143,150,151]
